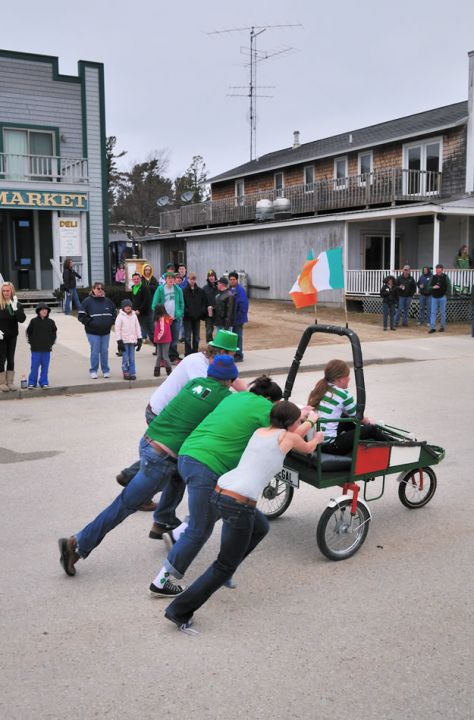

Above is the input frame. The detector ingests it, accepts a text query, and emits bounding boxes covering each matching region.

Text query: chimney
[293,130,300,149]
[466,50,474,193]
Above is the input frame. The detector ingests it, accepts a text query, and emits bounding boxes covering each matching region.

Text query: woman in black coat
[0,281,26,391]
[62,258,82,315]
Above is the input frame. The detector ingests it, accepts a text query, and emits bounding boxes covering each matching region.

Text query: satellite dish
[157,196,170,207]
[180,191,194,203]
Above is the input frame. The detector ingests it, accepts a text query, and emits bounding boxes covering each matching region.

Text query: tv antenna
[209,23,302,161]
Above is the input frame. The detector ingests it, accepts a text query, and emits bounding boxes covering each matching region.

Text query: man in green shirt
[58,356,239,591]
[150,376,283,596]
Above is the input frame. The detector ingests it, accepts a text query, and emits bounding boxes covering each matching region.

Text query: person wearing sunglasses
[78,282,117,380]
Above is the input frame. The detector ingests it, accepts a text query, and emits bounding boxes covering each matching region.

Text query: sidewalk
[2,309,473,401]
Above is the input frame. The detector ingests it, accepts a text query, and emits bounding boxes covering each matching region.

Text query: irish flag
[289,247,344,309]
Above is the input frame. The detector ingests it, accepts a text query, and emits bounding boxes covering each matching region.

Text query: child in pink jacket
[153,303,173,377]
[115,299,142,380]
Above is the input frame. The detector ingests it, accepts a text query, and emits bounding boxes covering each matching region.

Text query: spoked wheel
[257,477,294,519]
[398,467,437,509]
[316,498,371,561]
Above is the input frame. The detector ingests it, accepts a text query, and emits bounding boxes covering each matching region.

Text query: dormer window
[333,156,347,189]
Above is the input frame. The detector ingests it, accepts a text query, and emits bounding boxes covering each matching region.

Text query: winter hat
[218,276,229,286]
[35,302,50,315]
[121,298,133,309]
[209,329,239,352]
[207,354,239,381]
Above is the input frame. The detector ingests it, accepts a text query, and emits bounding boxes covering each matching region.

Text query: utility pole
[209,23,302,161]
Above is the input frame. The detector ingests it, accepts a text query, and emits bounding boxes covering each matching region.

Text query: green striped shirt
[318,384,356,440]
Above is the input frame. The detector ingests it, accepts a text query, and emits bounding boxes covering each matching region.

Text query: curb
[0,356,414,402]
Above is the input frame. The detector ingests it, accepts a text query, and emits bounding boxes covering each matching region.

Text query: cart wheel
[257,477,294,519]
[398,467,437,509]
[316,498,370,561]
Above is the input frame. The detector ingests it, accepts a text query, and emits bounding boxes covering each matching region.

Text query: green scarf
[132,282,142,296]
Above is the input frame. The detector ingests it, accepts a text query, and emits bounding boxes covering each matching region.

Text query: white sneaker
[103,372,110,378]
[90,371,98,379]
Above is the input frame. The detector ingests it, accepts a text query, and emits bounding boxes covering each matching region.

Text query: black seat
[287,449,352,472]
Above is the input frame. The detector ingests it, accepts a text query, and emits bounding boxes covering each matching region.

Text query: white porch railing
[346,269,474,296]
[0,153,88,183]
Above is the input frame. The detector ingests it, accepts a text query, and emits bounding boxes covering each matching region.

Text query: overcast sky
[3,0,474,181]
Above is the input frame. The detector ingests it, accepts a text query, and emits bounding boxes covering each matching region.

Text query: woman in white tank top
[164,401,324,632]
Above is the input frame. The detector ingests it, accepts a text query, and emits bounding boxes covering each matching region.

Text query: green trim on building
[0,49,81,83]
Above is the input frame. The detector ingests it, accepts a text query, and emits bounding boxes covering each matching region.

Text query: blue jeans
[86,333,110,374]
[164,455,219,578]
[233,324,244,359]
[183,318,200,355]
[64,288,82,315]
[169,319,181,361]
[418,295,432,324]
[382,303,395,330]
[75,437,177,558]
[28,351,51,386]
[395,296,411,326]
[121,343,136,375]
[430,295,447,329]
[166,492,269,623]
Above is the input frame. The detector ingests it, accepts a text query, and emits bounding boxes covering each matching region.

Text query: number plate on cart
[276,468,299,488]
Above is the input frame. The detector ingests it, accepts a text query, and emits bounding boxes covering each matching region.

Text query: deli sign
[0,189,88,210]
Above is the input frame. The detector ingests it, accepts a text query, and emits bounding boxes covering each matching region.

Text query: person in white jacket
[115,299,142,380]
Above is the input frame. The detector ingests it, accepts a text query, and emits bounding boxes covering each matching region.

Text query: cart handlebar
[283,324,366,418]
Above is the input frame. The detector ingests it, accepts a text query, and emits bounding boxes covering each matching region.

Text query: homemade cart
[257,324,445,560]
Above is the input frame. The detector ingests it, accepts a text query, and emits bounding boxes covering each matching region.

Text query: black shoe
[154,367,161,377]
[428,329,436,334]
[116,472,131,487]
[149,579,184,597]
[164,609,194,629]
[149,522,177,539]
[439,327,445,332]
[58,537,79,577]
[116,351,123,357]
[234,356,243,363]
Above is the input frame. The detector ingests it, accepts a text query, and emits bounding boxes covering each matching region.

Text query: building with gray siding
[0,50,108,291]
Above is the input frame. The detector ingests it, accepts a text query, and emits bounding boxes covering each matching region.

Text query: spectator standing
[228,271,249,362]
[153,303,173,377]
[379,275,398,331]
[152,272,184,362]
[115,264,126,284]
[26,302,57,389]
[62,258,82,315]
[159,262,176,285]
[142,264,158,295]
[417,266,433,326]
[183,273,206,356]
[214,276,234,331]
[203,270,218,342]
[129,272,152,343]
[78,282,117,379]
[454,245,471,269]
[394,265,416,327]
[0,281,26,392]
[177,264,188,290]
[428,264,450,334]
[115,298,142,381]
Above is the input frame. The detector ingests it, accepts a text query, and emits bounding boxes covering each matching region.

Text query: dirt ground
[244,299,471,350]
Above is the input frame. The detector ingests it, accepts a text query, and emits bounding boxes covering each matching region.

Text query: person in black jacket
[202,270,218,342]
[428,264,450,334]
[183,273,207,355]
[214,277,234,331]
[130,272,152,342]
[78,283,117,379]
[394,265,416,327]
[26,303,57,388]
[0,281,26,392]
[380,275,398,331]
[62,258,82,315]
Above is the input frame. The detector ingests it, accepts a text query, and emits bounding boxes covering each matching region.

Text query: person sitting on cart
[308,359,387,455]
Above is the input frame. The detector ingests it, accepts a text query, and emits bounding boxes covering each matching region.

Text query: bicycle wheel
[257,477,294,519]
[398,467,437,509]
[316,498,370,561]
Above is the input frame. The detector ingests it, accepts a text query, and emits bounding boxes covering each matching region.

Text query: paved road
[1,351,473,719]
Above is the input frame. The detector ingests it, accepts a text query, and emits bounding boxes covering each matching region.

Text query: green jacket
[151,283,184,320]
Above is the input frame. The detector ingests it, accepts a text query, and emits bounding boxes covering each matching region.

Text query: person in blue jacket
[78,282,117,379]
[228,271,248,363]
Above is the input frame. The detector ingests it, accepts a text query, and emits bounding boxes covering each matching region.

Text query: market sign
[0,189,88,210]
[58,218,82,256]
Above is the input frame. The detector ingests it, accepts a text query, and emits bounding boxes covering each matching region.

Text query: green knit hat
[209,329,239,352]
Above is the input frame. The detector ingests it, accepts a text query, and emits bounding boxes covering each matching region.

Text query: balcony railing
[160,168,442,232]
[346,268,474,296]
[0,153,88,183]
